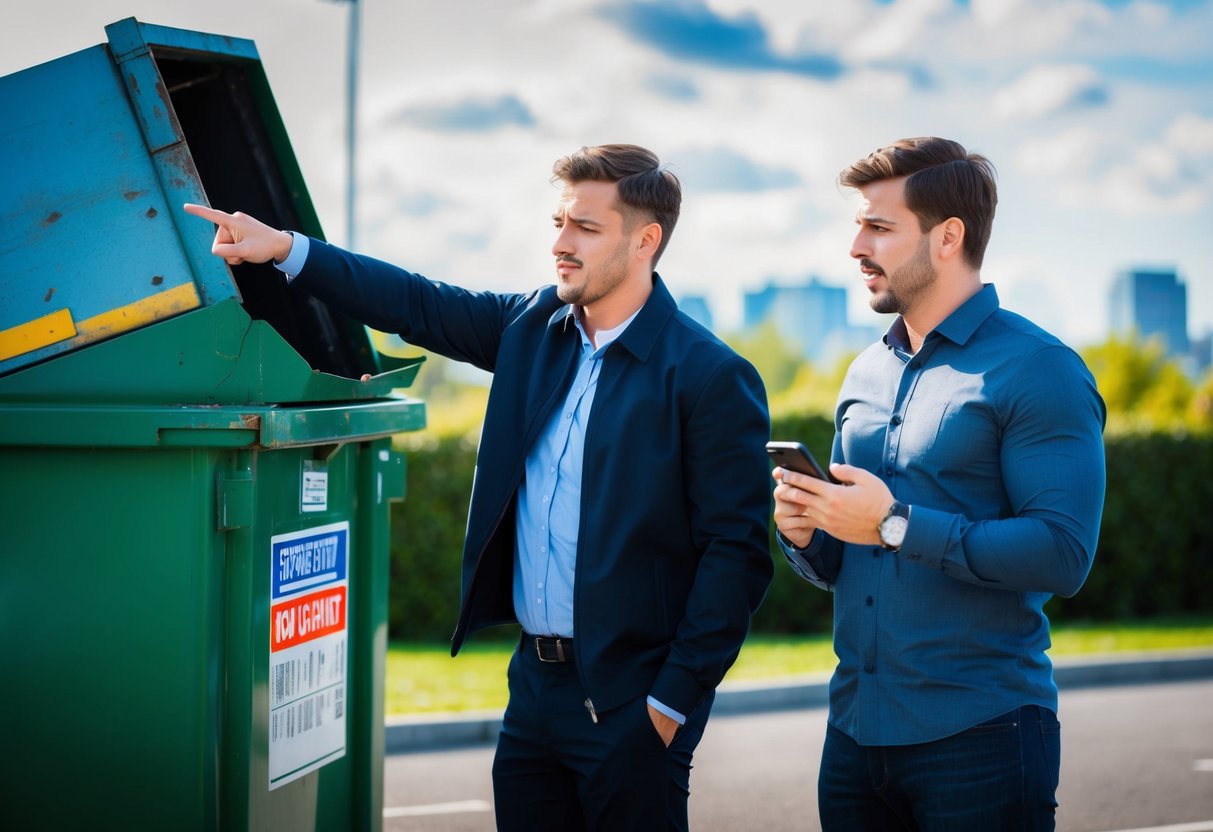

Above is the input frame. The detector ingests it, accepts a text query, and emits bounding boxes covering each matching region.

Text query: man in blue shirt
[772,137,1106,830]
[186,144,773,831]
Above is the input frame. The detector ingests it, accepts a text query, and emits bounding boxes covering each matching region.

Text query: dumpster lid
[1,18,410,393]
[0,19,260,374]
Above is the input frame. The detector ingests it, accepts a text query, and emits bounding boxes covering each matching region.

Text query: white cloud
[1019,111,1213,220]
[969,0,1111,52]
[1015,127,1101,177]
[991,64,1107,120]
[1165,113,1213,155]
[840,0,953,63]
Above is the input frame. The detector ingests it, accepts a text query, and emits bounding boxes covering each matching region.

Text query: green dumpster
[0,18,425,831]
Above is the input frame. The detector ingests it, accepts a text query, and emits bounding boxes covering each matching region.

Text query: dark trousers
[819,705,1061,831]
[492,639,711,831]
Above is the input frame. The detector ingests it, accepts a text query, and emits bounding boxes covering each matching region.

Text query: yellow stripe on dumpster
[73,282,202,346]
[0,308,79,362]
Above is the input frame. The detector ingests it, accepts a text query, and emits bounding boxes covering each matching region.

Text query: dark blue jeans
[819,706,1061,831]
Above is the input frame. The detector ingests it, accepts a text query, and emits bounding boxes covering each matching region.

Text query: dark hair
[839,137,998,269]
[552,144,681,267]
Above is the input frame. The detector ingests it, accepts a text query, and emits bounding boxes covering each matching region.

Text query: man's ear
[935,217,966,262]
[635,221,662,262]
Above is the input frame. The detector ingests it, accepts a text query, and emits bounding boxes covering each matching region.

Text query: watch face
[880,515,908,548]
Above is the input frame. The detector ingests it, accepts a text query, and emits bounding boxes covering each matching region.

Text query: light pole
[328,0,361,250]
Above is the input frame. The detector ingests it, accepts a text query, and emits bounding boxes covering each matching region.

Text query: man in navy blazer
[185,143,772,830]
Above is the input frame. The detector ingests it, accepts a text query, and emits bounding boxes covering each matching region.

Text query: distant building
[1109,268,1190,357]
[1191,331,1211,374]
[744,277,880,365]
[678,294,714,331]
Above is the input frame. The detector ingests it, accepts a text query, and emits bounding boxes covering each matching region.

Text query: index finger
[779,468,832,494]
[182,203,230,224]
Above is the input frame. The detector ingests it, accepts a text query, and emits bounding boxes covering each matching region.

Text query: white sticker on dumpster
[300,460,328,513]
[268,521,349,789]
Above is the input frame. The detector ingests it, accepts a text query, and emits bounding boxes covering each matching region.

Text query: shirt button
[565,412,572,419]
[537,582,543,589]
[863,663,875,673]
[549,466,556,474]
[537,598,543,604]
[865,596,873,606]
[891,415,902,426]
[872,548,881,558]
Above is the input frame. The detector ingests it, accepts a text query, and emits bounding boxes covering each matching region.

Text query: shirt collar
[546,273,677,363]
[882,283,1001,351]
[572,306,640,355]
[935,283,1000,346]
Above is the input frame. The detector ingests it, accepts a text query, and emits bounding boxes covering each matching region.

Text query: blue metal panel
[104,19,239,309]
[0,45,219,374]
[105,17,260,64]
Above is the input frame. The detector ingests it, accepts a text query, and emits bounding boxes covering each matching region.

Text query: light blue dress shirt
[782,285,1105,746]
[512,310,620,638]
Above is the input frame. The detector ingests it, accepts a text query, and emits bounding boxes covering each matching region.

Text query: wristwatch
[878,501,910,550]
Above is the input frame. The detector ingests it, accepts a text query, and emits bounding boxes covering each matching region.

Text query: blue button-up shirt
[783,285,1105,746]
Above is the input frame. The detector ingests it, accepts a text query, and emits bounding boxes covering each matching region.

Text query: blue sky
[3,0,1211,348]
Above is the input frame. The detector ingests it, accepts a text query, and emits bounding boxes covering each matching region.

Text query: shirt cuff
[896,503,949,569]
[273,231,310,281]
[646,695,686,726]
[778,530,835,590]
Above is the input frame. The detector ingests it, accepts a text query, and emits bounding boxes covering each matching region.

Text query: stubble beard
[869,236,936,316]
[556,237,631,307]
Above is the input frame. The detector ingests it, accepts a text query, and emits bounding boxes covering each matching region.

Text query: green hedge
[1045,431,1213,621]
[389,437,478,642]
[388,425,1213,640]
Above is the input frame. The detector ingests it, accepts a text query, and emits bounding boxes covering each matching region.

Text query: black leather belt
[525,633,574,663]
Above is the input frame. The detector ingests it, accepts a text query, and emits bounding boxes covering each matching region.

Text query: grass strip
[385,617,1213,716]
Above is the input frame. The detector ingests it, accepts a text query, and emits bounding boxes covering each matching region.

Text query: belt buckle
[535,637,566,663]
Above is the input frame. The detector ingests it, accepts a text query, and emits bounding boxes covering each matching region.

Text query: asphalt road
[383,678,1213,831]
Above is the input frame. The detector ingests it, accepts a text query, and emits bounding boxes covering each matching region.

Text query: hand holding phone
[766,440,840,485]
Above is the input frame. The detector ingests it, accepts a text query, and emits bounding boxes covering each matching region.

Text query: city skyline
[2,1,1210,349]
[688,261,1202,356]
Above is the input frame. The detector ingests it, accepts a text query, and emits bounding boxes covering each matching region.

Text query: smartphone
[766,440,839,484]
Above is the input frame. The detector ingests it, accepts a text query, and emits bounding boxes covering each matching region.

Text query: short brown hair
[552,144,681,267]
[839,137,998,269]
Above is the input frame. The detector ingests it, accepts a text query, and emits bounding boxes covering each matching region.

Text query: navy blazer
[294,239,773,717]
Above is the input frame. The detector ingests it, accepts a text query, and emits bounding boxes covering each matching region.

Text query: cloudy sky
[3,0,1211,348]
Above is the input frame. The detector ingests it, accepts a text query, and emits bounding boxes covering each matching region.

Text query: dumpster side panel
[0,445,224,831]
[240,443,381,830]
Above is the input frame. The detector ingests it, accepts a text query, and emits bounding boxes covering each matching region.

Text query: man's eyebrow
[552,212,604,227]
[856,213,898,225]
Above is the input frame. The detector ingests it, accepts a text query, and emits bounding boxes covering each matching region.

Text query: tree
[723,322,806,396]
[1080,335,1208,434]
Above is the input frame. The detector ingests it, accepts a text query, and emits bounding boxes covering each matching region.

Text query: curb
[384,647,1213,754]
